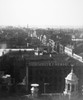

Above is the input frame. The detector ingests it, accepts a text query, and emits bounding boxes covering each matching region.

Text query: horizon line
[0,24,83,29]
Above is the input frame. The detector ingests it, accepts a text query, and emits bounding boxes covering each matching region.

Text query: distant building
[32,30,37,38]
[42,35,47,45]
[59,44,64,54]
[39,35,43,41]
[72,35,75,39]
[73,43,83,55]
[0,43,7,49]
[27,43,29,47]
[64,45,74,56]
[49,39,55,52]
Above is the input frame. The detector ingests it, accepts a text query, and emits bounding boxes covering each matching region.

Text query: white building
[64,68,78,100]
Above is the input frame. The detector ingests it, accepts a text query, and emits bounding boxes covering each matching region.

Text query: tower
[64,68,78,100]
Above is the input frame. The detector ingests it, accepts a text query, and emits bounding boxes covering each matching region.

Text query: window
[72,84,75,92]
[68,84,70,90]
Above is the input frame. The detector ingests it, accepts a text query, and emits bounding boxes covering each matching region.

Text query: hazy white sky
[0,0,83,28]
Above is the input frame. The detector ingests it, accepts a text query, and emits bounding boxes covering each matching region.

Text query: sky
[0,0,83,28]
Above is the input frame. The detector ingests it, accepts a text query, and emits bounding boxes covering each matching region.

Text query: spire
[71,64,74,73]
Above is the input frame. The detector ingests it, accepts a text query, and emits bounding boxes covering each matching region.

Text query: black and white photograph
[0,0,83,100]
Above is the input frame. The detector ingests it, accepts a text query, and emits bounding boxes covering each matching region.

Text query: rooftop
[65,69,78,82]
